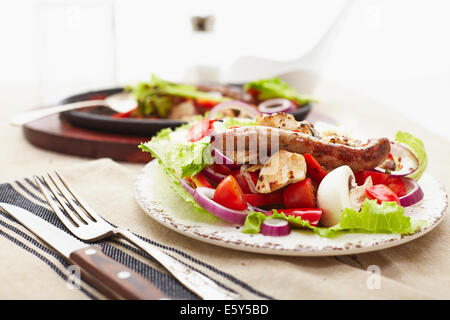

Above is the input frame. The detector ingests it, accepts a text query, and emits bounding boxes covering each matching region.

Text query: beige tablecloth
[0,78,448,299]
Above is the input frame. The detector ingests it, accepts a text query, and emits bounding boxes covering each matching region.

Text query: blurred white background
[0,0,449,139]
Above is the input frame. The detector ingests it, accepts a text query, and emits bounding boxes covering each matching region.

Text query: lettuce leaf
[139,117,259,179]
[139,124,212,178]
[158,164,212,216]
[314,200,427,237]
[139,117,262,218]
[242,211,270,234]
[127,74,227,117]
[139,123,211,215]
[244,77,315,105]
[395,131,428,181]
[243,199,427,238]
[212,117,257,133]
[243,210,314,234]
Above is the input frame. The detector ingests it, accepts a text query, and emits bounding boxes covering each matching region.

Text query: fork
[34,171,240,300]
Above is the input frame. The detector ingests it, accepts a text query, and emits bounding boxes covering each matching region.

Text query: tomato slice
[303,153,327,182]
[246,88,260,99]
[282,178,316,208]
[191,172,213,189]
[231,170,258,194]
[386,177,407,197]
[365,184,401,205]
[195,98,219,109]
[213,175,248,211]
[290,100,300,107]
[277,208,322,227]
[243,192,283,207]
[355,170,389,186]
[212,164,232,176]
[112,107,138,118]
[186,119,216,142]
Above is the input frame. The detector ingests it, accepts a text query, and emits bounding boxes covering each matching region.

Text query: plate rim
[134,160,448,257]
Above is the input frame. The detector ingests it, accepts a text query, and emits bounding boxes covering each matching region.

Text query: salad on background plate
[135,111,447,255]
[61,74,316,138]
[115,74,314,121]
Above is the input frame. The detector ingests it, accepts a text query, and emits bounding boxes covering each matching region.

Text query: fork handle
[9,100,106,126]
[70,245,167,300]
[117,228,240,300]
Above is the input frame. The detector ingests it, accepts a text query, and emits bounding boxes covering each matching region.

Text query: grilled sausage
[210,126,390,171]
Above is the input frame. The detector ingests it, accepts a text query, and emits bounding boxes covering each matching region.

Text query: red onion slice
[211,148,240,170]
[240,165,258,194]
[201,167,227,183]
[208,100,259,120]
[180,180,282,224]
[179,178,196,196]
[260,219,291,236]
[374,142,419,177]
[193,187,250,225]
[399,177,424,207]
[258,98,296,114]
[249,206,269,214]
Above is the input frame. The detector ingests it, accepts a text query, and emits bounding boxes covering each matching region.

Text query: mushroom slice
[317,165,371,227]
[349,176,373,211]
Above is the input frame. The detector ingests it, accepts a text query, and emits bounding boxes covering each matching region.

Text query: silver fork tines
[35,173,112,241]
[34,171,240,300]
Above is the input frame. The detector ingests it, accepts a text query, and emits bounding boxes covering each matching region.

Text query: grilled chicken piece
[168,100,197,120]
[256,113,317,136]
[233,150,259,164]
[255,150,306,193]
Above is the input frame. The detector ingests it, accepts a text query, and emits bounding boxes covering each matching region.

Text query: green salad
[139,94,429,239]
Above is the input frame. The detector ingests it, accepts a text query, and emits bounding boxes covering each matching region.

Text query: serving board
[22,111,335,163]
[23,113,152,163]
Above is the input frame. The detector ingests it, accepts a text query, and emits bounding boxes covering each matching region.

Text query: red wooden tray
[23,114,152,163]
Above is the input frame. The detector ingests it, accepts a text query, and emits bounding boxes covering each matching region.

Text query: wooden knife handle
[70,245,167,300]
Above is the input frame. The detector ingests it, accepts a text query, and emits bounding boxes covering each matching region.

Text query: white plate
[134,160,448,256]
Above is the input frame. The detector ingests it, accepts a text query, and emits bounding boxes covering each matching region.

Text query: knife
[0,203,167,300]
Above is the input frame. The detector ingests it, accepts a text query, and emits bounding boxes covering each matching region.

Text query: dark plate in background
[60,87,312,137]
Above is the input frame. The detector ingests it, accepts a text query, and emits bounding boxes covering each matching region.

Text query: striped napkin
[0,159,271,300]
[0,158,447,300]
[0,175,199,299]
